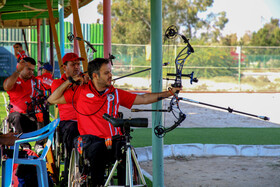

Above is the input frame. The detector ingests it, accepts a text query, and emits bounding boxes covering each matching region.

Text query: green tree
[240,31,252,46]
[97,0,228,44]
[198,11,229,43]
[220,33,238,46]
[250,18,280,46]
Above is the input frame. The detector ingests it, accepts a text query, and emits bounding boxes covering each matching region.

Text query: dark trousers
[7,112,44,148]
[74,135,126,187]
[7,112,38,133]
[59,120,80,181]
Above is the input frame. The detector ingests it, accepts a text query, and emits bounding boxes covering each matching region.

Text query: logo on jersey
[86,93,94,98]
[16,81,21,84]
[107,94,114,101]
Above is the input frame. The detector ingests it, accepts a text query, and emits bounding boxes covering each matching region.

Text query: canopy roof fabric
[0,0,92,28]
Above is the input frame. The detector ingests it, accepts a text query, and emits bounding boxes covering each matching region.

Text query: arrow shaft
[180,97,269,120]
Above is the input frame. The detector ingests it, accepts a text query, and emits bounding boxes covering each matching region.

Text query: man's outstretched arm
[133,87,181,105]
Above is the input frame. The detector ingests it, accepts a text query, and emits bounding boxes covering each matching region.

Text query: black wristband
[68,76,75,83]
[68,76,81,85]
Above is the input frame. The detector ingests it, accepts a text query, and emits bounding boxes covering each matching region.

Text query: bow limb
[154,111,186,138]
[154,25,195,137]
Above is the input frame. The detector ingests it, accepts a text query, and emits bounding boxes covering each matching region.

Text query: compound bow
[154,25,198,137]
[131,25,198,137]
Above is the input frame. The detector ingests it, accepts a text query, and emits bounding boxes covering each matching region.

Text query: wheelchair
[1,88,61,185]
[51,104,83,185]
[68,113,148,187]
[1,119,60,187]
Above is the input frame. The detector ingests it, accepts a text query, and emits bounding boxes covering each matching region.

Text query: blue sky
[65,0,280,38]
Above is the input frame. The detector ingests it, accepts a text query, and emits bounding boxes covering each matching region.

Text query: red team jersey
[36,72,53,90]
[51,74,77,121]
[64,81,137,139]
[16,50,28,62]
[6,76,36,113]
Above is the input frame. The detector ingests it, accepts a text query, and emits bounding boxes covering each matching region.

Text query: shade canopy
[0,0,93,28]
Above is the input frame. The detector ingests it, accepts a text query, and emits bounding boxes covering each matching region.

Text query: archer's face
[96,63,113,89]
[64,60,81,77]
[21,62,35,80]
[14,44,23,53]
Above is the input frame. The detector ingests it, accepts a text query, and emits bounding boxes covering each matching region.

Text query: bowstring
[162,32,176,130]
[154,37,167,131]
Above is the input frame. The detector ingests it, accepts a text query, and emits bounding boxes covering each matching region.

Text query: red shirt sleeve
[64,86,80,104]
[51,79,61,93]
[118,89,137,109]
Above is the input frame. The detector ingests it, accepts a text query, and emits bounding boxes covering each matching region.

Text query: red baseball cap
[62,53,85,64]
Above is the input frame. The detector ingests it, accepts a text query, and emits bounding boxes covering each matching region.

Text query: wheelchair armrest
[20,124,51,139]
[12,119,60,160]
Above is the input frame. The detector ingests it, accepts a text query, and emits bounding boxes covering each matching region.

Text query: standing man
[51,52,84,183]
[48,58,181,186]
[13,43,28,62]
[3,57,40,149]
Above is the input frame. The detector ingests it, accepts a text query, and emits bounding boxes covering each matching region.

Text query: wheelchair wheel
[53,127,61,169]
[68,149,80,187]
[68,149,91,187]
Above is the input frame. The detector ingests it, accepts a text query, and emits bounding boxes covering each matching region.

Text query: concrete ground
[119,93,280,187]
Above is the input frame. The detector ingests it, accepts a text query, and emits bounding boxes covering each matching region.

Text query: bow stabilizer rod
[180,97,269,121]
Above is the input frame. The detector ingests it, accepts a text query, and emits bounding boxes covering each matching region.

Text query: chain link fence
[112,44,280,92]
[1,36,280,92]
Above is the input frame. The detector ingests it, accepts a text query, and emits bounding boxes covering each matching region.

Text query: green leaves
[98,0,228,44]
[251,18,280,46]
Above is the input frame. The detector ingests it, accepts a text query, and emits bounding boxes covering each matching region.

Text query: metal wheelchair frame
[67,114,148,187]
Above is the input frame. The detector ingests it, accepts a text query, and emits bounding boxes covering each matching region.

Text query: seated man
[3,57,42,150]
[50,52,84,183]
[48,58,181,186]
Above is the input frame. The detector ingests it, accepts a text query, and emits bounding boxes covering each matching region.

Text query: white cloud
[64,0,103,24]
[208,0,277,37]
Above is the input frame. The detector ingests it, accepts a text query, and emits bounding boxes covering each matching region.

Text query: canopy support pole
[70,0,88,72]
[46,0,64,75]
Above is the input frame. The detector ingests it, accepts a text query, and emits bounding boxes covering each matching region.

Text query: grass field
[0,92,9,122]
[131,127,280,147]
